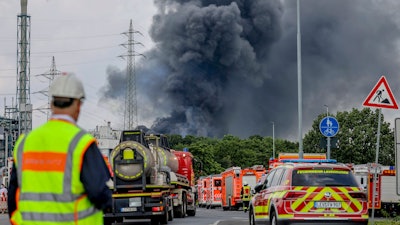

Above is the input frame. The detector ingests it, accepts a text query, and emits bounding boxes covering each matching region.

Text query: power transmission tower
[16,0,32,135]
[34,56,61,119]
[120,20,144,130]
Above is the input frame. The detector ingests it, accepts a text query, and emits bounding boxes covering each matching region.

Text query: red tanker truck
[103,130,196,225]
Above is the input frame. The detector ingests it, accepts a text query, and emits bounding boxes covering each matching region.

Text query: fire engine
[196,176,207,208]
[353,164,400,216]
[221,165,266,211]
[205,174,222,209]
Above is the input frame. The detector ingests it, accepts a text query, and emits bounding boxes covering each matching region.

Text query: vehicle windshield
[291,169,359,187]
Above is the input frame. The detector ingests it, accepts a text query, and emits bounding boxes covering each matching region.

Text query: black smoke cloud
[100,0,400,139]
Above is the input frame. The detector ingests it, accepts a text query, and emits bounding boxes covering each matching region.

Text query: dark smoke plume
[100,0,400,139]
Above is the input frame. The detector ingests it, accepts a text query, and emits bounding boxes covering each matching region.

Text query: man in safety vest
[240,181,251,213]
[8,74,112,225]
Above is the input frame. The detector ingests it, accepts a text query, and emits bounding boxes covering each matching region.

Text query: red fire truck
[221,165,266,210]
[205,174,222,209]
[353,164,400,216]
[196,176,207,208]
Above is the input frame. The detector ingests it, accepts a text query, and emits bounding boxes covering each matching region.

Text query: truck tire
[160,198,169,225]
[187,206,196,216]
[174,193,186,218]
[168,207,174,221]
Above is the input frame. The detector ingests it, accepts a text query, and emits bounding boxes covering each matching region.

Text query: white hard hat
[49,74,85,99]
[243,181,248,186]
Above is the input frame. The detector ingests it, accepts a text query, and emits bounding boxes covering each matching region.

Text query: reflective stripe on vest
[13,123,101,224]
[242,186,251,201]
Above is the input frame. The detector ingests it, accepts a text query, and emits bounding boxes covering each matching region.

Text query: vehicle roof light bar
[280,159,337,163]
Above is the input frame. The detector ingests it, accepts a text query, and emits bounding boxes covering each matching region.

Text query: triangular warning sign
[363,76,398,109]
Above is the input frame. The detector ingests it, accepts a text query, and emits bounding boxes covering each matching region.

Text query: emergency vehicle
[268,152,327,171]
[221,166,242,210]
[221,165,266,210]
[249,161,369,225]
[353,164,400,216]
[196,176,207,208]
[205,174,222,209]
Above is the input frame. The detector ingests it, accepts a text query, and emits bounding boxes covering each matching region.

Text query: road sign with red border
[363,76,398,109]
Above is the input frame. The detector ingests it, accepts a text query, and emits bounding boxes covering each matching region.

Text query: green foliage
[303,108,394,165]
[167,108,395,178]
[167,134,297,178]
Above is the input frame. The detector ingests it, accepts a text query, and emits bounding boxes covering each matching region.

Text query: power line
[31,45,118,54]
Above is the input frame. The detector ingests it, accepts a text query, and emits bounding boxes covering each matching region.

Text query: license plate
[121,207,137,212]
[129,197,142,207]
[314,201,341,208]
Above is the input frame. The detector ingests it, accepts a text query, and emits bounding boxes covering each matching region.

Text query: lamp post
[271,122,275,159]
[297,0,303,159]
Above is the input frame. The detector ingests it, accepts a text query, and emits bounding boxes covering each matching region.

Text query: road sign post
[319,116,339,160]
[362,75,398,225]
[395,118,400,195]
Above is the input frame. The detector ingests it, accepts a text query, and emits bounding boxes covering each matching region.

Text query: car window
[292,168,359,187]
[264,169,276,189]
[278,169,288,186]
[270,168,284,187]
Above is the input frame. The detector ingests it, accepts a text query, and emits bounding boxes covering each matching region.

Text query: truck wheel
[160,199,169,225]
[182,194,187,218]
[187,206,196,216]
[168,207,174,221]
[174,194,186,218]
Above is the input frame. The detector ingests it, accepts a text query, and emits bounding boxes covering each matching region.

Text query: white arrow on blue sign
[319,116,339,137]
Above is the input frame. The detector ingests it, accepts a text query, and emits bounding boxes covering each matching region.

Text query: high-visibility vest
[242,185,251,201]
[10,119,103,225]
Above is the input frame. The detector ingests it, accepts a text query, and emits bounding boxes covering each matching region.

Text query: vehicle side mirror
[254,184,262,193]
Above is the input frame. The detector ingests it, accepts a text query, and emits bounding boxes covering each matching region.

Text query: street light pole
[271,122,275,159]
[297,0,303,159]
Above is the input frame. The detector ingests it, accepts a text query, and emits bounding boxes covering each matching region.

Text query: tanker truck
[103,130,196,225]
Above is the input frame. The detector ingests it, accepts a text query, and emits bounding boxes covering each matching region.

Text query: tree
[303,108,394,165]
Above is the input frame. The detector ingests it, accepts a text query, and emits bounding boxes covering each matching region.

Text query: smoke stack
[21,0,27,15]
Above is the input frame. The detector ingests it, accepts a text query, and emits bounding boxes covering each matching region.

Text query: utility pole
[120,20,144,130]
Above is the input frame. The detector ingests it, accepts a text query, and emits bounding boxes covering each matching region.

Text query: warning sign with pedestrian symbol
[363,76,398,109]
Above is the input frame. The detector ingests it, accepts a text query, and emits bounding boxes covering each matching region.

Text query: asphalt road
[0,207,248,225]
[0,208,390,225]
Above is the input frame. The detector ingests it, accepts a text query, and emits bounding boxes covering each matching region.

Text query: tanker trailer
[146,134,196,218]
[103,130,175,225]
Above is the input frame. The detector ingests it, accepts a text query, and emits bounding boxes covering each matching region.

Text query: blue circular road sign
[319,116,339,137]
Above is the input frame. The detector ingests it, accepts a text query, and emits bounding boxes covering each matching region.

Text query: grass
[373,216,400,225]
[375,221,400,225]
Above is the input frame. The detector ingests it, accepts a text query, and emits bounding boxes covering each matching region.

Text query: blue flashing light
[280,159,337,163]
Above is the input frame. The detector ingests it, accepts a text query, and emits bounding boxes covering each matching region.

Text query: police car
[249,161,369,225]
